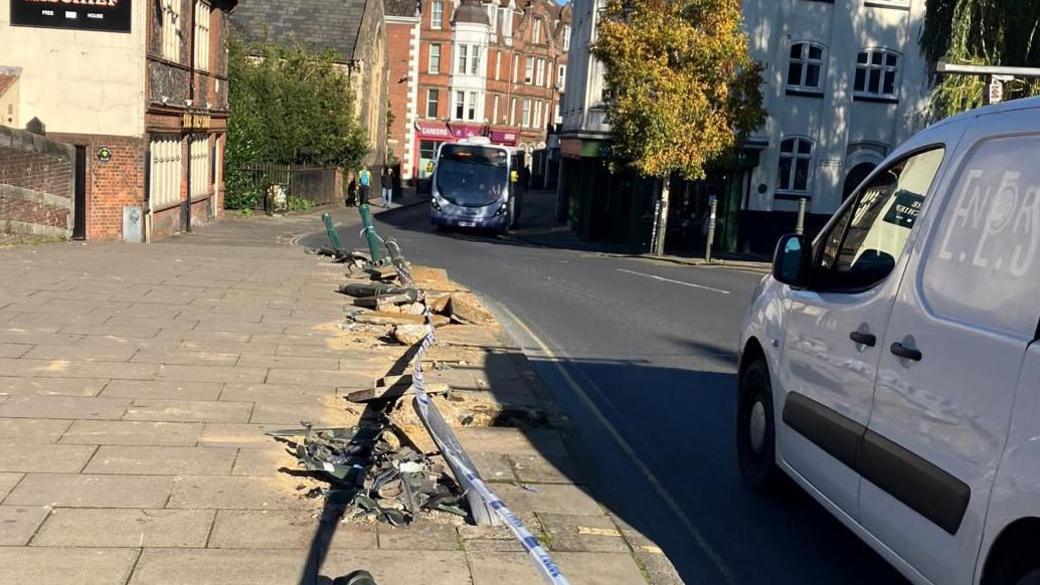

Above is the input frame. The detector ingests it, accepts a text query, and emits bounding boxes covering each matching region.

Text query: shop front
[413,121,452,191]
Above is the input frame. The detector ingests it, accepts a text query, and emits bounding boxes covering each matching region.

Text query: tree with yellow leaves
[594,0,765,255]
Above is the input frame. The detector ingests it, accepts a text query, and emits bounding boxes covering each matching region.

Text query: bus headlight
[495,201,508,215]
[431,198,442,211]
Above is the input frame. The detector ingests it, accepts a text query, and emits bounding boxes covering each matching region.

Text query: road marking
[495,303,735,584]
[616,268,731,295]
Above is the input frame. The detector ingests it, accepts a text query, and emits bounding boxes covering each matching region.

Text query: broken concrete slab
[448,293,495,326]
[392,324,427,346]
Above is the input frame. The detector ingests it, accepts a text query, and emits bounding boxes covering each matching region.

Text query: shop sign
[11,0,132,33]
[183,113,211,130]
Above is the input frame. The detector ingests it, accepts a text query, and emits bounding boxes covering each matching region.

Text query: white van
[738,97,1040,585]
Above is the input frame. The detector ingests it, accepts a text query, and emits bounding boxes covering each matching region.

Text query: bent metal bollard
[357,201,386,265]
[321,212,345,253]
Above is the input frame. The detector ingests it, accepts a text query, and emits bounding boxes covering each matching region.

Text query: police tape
[410,318,571,585]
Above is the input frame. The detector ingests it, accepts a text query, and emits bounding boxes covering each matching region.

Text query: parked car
[737,97,1040,585]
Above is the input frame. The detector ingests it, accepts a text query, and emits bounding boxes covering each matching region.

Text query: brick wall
[0,126,74,237]
[387,21,414,165]
[50,133,145,241]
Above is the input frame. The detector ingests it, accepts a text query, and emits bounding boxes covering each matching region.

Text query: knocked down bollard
[357,201,387,266]
[333,571,378,585]
[322,212,345,253]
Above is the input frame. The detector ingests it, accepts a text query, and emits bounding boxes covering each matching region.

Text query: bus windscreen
[436,145,508,207]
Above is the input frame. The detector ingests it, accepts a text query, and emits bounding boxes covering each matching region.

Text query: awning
[489,130,519,146]
[415,121,452,140]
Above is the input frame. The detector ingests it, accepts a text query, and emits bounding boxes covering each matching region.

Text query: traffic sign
[989,80,1004,104]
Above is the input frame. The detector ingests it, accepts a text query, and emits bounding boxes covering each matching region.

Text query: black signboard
[884,190,925,229]
[11,0,132,33]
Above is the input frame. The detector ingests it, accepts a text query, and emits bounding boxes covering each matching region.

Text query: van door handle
[890,342,922,361]
[849,331,877,347]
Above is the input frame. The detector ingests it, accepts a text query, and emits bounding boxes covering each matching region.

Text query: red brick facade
[387,20,417,166]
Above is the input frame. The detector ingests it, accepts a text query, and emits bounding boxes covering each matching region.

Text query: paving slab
[0,472,24,502]
[236,354,342,370]
[84,445,237,475]
[468,551,649,585]
[131,351,240,366]
[197,423,284,448]
[219,382,335,404]
[208,509,376,549]
[0,376,108,397]
[320,549,472,585]
[457,525,526,553]
[508,451,584,485]
[0,442,97,473]
[265,368,371,388]
[60,420,204,446]
[124,399,253,423]
[156,364,268,384]
[0,418,72,441]
[5,474,173,508]
[488,483,604,517]
[230,446,300,476]
[34,360,159,381]
[167,475,314,510]
[0,546,139,585]
[248,400,355,426]
[377,521,461,551]
[100,379,223,401]
[23,342,138,362]
[537,513,630,553]
[0,342,31,358]
[0,395,130,419]
[456,427,570,458]
[0,505,51,545]
[32,508,214,548]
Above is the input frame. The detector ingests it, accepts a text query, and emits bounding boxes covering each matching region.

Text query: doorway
[73,145,87,240]
[843,162,876,202]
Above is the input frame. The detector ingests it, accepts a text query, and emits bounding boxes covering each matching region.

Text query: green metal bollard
[321,212,344,253]
[357,202,385,265]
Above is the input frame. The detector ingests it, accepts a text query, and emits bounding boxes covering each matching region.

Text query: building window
[510,97,517,125]
[493,95,500,123]
[557,64,567,89]
[470,45,481,75]
[500,8,513,44]
[194,2,211,71]
[426,89,439,119]
[429,44,441,74]
[161,0,182,63]
[457,45,468,74]
[563,25,571,51]
[495,51,501,80]
[190,136,210,198]
[432,0,444,28]
[533,101,542,129]
[522,99,531,127]
[532,19,542,43]
[854,49,900,100]
[150,136,182,209]
[512,55,520,83]
[455,91,465,120]
[787,42,824,93]
[468,91,478,121]
[777,137,814,194]
[535,59,545,87]
[525,58,534,84]
[419,141,437,179]
[554,103,562,125]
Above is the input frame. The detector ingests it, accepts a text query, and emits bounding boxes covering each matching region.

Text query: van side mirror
[773,234,812,288]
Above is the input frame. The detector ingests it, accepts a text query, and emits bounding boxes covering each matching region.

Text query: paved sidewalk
[0,208,678,585]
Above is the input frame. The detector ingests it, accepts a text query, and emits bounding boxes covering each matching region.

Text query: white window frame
[431,0,444,28]
[455,90,465,120]
[194,2,211,72]
[150,136,183,209]
[468,91,478,121]
[535,59,545,87]
[532,19,542,44]
[525,57,534,84]
[495,51,502,80]
[457,45,468,75]
[512,54,520,83]
[161,0,182,63]
[426,88,439,119]
[500,8,513,45]
[786,41,825,93]
[429,44,441,74]
[563,25,571,52]
[557,64,567,89]
[493,95,500,123]
[854,48,901,100]
[469,44,481,75]
[522,99,531,127]
[533,101,542,129]
[190,135,210,199]
[510,97,517,125]
[777,136,815,195]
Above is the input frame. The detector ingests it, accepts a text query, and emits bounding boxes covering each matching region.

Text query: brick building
[386,0,571,185]
[0,0,237,241]
[232,0,391,168]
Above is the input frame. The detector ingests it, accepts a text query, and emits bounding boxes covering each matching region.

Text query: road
[303,192,908,584]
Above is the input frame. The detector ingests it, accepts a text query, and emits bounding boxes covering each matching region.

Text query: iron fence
[231,163,341,213]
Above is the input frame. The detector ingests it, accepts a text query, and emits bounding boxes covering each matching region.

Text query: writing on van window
[936,169,1040,277]
[883,191,924,229]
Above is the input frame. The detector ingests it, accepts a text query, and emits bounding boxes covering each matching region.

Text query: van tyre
[737,359,782,493]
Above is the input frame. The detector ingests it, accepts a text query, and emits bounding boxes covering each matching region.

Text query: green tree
[922,0,1040,118]
[593,0,764,255]
[225,35,369,209]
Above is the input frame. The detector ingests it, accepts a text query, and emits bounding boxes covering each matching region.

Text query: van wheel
[737,359,782,493]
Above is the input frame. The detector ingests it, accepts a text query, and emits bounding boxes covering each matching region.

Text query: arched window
[787,42,826,93]
[777,137,814,194]
[854,49,900,99]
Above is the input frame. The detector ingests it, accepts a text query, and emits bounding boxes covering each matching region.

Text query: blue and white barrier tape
[410,306,570,585]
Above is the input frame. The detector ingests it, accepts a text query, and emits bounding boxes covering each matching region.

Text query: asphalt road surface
[303,192,908,584]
